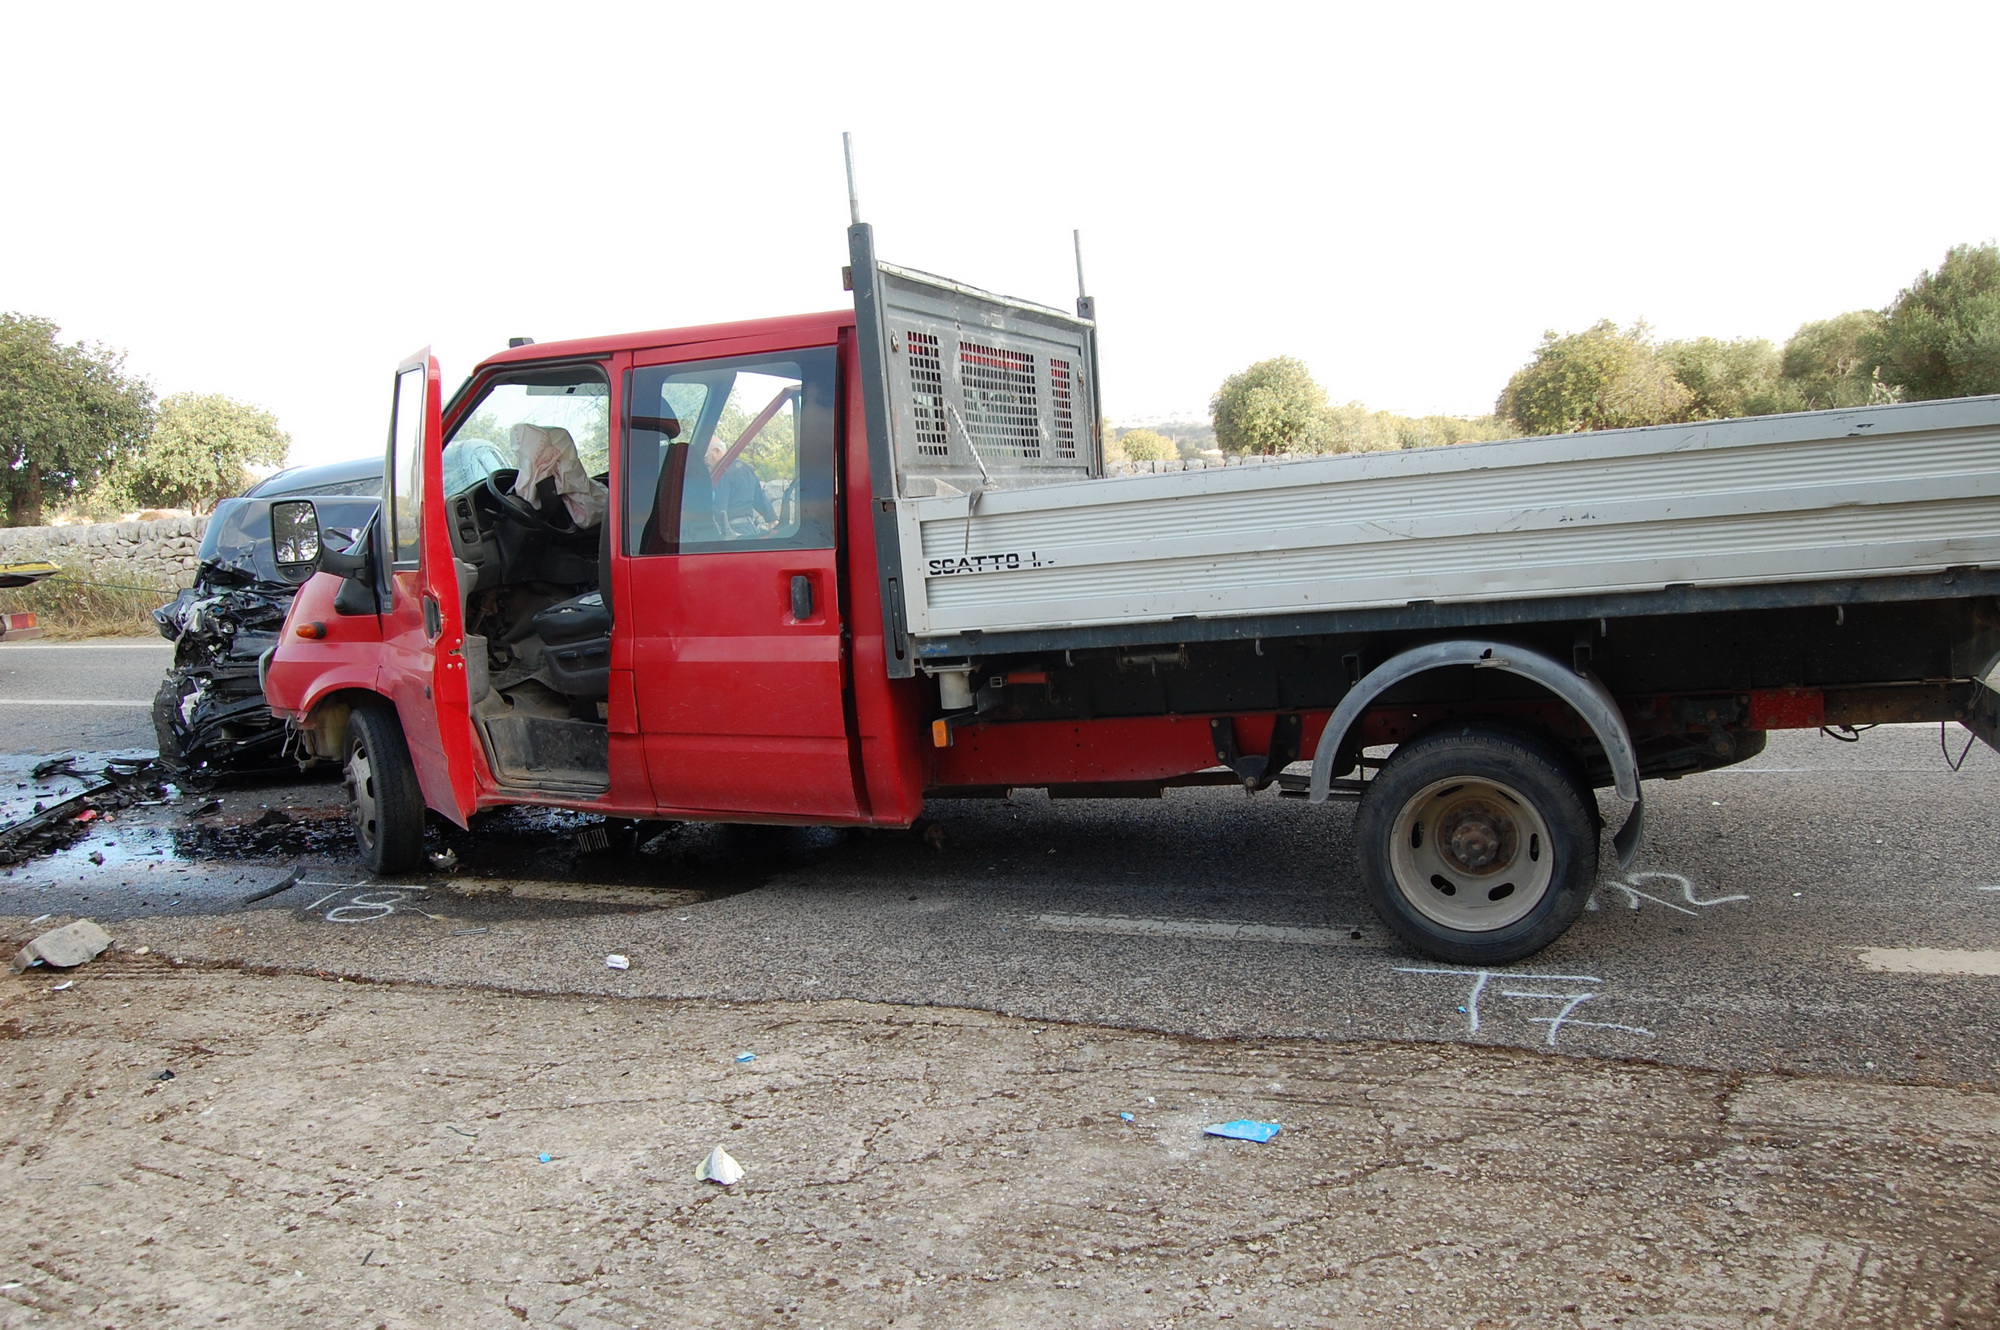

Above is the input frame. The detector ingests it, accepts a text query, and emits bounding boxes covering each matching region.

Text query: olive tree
[117,392,290,513]
[0,313,153,525]
[1872,242,2000,401]
[1496,321,1692,435]
[1210,356,1330,455]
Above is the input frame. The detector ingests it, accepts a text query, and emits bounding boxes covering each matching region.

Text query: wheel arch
[294,686,392,763]
[1308,638,1645,867]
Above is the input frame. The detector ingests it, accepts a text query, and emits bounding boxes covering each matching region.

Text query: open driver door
[380,349,480,826]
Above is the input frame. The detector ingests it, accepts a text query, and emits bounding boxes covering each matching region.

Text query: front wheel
[1355,725,1598,965]
[344,703,427,874]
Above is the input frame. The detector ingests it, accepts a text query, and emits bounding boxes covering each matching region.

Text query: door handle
[789,574,814,621]
[423,593,442,640]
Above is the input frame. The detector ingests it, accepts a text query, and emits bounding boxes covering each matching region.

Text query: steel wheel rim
[1387,775,1556,932]
[347,741,379,851]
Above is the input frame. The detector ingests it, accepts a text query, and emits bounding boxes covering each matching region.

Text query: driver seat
[531,517,613,702]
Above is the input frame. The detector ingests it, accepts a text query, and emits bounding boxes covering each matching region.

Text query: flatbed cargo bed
[889,395,2000,661]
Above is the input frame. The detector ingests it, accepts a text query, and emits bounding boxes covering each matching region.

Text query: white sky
[5,1,1996,467]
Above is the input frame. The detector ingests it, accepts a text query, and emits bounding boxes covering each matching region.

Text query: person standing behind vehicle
[706,439,775,537]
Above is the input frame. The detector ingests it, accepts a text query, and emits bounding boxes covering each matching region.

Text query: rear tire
[344,703,426,875]
[1356,724,1597,965]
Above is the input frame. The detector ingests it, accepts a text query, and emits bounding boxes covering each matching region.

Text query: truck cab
[266,307,931,870]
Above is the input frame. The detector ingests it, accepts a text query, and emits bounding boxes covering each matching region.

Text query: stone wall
[0,516,209,591]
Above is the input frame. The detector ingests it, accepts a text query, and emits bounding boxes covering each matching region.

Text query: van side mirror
[271,500,322,581]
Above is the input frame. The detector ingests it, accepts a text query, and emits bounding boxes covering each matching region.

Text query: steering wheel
[483,467,575,535]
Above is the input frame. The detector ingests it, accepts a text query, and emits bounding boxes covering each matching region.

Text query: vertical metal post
[843,132,861,226]
[1073,229,1088,302]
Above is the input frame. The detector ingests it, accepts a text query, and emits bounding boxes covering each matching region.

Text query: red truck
[262,222,2000,964]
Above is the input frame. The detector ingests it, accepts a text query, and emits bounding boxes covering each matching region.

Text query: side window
[624,346,836,556]
[389,366,426,565]
[442,365,611,499]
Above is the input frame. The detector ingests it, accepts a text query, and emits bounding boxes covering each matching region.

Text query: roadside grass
[0,567,176,641]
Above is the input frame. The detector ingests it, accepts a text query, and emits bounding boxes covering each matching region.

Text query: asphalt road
[2,636,1998,1092]
[0,637,168,753]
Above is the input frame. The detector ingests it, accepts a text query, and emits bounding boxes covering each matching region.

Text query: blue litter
[735,1052,756,1063]
[1203,1120,1282,1144]
[537,1152,553,1163]
[1120,1112,1135,1122]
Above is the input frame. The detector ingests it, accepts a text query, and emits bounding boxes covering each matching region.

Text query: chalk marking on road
[1500,990,1654,1045]
[1976,886,2000,892]
[1393,967,1601,1034]
[1603,870,1749,916]
[1857,948,2000,976]
[1028,913,1363,945]
[0,699,152,708]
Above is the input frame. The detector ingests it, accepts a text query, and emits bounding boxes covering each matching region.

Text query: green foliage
[0,313,154,526]
[1497,321,1693,435]
[1657,336,1783,419]
[1323,404,1513,452]
[1114,428,1176,462]
[1210,357,1331,455]
[714,401,797,484]
[0,563,176,639]
[114,392,289,514]
[1873,242,2000,401]
[1774,311,1894,410]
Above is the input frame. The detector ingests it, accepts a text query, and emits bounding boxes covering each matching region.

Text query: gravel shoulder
[2,958,1996,1328]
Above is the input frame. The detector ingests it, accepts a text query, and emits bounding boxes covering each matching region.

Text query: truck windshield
[445,367,610,494]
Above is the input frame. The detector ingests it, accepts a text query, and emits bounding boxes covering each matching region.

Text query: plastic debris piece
[10,918,112,973]
[428,849,458,871]
[50,980,74,992]
[1120,1112,1135,1122]
[446,1126,477,1138]
[1203,1120,1282,1144]
[735,1052,756,1063]
[452,927,489,937]
[605,954,631,971]
[154,1069,175,1081]
[27,913,51,926]
[538,1152,553,1164]
[189,799,222,818]
[132,946,151,956]
[87,850,104,866]
[75,809,98,824]
[696,1145,745,1186]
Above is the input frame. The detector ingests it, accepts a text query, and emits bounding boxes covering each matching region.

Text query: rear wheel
[344,703,426,874]
[1356,725,1597,965]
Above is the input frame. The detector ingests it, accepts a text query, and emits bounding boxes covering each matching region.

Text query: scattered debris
[189,799,223,818]
[451,928,489,937]
[695,1146,745,1186]
[538,1153,553,1164]
[31,756,85,782]
[240,865,304,906]
[131,946,151,956]
[1120,1112,1135,1121]
[575,825,612,854]
[735,1052,756,1064]
[87,850,104,866]
[50,980,74,992]
[1203,1120,1283,1144]
[605,954,631,971]
[253,808,293,828]
[428,849,459,871]
[446,1126,478,1138]
[28,914,50,926]
[10,918,113,973]
[154,1070,175,1081]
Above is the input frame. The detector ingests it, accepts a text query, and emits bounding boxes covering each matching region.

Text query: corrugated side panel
[895,396,2000,640]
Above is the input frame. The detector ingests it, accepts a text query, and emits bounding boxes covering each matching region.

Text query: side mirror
[271,500,322,582]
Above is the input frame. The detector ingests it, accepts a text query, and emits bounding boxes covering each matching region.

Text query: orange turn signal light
[294,621,328,640]
[931,718,952,748]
